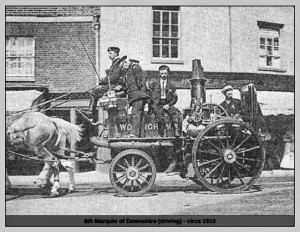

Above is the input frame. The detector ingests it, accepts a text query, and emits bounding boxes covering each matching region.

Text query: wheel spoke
[228,165,232,186]
[204,161,224,178]
[231,129,240,147]
[136,158,143,168]
[217,164,225,184]
[235,160,251,172]
[139,174,149,184]
[198,157,222,167]
[226,126,229,147]
[236,156,261,163]
[117,164,127,171]
[217,133,225,149]
[115,173,126,183]
[207,140,222,152]
[124,158,131,167]
[131,156,135,166]
[139,163,150,171]
[236,146,260,154]
[234,134,252,151]
[233,164,245,185]
[135,179,142,189]
[198,149,222,156]
[130,180,134,192]
[122,179,130,189]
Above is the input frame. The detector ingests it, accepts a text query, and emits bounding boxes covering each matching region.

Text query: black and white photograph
[4,3,295,228]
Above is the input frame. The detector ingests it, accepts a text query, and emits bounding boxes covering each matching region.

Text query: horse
[6,112,83,197]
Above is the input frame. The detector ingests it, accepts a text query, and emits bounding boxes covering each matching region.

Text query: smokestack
[190,59,207,106]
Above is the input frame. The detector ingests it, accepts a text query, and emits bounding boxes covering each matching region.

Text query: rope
[7,150,57,163]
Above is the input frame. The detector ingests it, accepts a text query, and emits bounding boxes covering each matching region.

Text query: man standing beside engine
[122,58,149,137]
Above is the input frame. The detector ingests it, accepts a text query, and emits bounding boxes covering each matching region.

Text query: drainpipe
[93,15,100,85]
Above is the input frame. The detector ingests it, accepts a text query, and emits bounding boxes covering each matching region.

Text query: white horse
[6,112,82,197]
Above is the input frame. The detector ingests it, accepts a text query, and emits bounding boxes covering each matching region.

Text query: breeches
[156,104,181,124]
[131,100,144,136]
[91,85,111,99]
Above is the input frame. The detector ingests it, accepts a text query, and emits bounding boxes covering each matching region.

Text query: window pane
[162,25,169,37]
[273,48,279,57]
[267,38,272,45]
[267,46,272,55]
[171,12,178,24]
[259,47,265,56]
[153,45,160,57]
[153,11,160,23]
[153,38,160,44]
[153,24,160,37]
[162,45,169,58]
[171,46,178,58]
[163,12,169,24]
[266,56,272,66]
[274,38,279,46]
[171,25,178,37]
[260,37,265,45]
[162,39,169,44]
[171,39,178,45]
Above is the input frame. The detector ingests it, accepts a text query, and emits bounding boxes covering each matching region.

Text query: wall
[231,7,294,75]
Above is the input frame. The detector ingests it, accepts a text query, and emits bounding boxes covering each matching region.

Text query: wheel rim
[109,149,156,196]
[192,119,265,193]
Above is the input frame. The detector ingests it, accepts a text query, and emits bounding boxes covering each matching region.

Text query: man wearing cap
[220,85,242,119]
[149,65,182,138]
[84,47,126,121]
[122,58,149,137]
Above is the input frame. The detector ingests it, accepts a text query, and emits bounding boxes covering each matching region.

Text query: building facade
[6,6,294,119]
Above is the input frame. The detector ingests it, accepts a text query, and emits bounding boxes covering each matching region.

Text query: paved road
[6,172,294,215]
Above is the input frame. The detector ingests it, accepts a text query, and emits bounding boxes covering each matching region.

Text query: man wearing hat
[122,58,149,137]
[220,85,242,119]
[84,47,126,121]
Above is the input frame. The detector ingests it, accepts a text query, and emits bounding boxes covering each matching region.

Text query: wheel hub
[223,149,237,163]
[126,166,139,180]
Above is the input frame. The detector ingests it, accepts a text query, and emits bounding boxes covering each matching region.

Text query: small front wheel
[109,149,157,197]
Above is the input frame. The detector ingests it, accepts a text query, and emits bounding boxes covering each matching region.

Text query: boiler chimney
[190,59,207,106]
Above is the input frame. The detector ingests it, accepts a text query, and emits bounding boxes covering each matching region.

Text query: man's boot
[83,96,97,121]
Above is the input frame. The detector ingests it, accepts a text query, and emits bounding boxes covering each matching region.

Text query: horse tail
[51,118,83,147]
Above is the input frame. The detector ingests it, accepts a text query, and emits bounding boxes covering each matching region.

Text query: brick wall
[5,6,100,17]
[6,22,97,93]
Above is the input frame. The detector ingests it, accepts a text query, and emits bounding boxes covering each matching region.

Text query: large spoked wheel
[192,119,265,193]
[202,103,229,121]
[109,149,157,197]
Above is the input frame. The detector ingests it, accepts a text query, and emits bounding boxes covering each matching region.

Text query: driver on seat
[220,85,242,119]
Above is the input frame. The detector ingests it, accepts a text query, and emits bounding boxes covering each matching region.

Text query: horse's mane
[50,117,83,146]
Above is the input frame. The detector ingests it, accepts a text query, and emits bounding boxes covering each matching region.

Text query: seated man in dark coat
[220,85,242,119]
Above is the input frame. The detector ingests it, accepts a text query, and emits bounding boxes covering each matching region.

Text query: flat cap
[107,47,120,53]
[221,85,234,95]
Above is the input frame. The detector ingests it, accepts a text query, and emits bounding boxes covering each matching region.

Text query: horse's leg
[50,162,61,197]
[60,159,76,193]
[34,162,54,191]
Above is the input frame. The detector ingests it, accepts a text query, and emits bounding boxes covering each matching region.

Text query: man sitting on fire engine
[220,85,242,119]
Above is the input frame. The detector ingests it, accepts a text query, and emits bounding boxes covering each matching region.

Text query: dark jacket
[125,63,149,105]
[149,78,178,109]
[99,57,125,86]
[220,98,242,117]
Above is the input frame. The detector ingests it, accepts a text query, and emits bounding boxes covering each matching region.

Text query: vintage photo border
[1,0,298,230]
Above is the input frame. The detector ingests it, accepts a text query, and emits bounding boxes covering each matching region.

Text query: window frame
[257,21,286,73]
[6,36,36,81]
[151,7,183,64]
